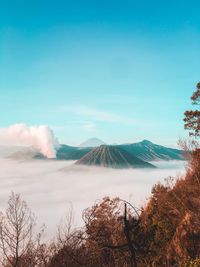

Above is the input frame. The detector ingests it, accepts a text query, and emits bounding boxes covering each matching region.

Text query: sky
[1,0,200,146]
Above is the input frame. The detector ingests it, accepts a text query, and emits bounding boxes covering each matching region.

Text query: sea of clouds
[0,158,186,238]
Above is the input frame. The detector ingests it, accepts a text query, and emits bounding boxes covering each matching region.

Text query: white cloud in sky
[52,120,97,133]
[82,122,97,132]
[59,105,137,125]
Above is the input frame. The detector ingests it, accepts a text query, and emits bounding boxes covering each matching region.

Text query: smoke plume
[0,124,59,158]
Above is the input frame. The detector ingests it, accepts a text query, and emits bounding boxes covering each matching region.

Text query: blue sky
[1,0,200,146]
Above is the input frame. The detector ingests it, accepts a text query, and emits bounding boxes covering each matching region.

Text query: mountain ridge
[117,140,184,161]
[57,139,184,161]
[0,140,185,162]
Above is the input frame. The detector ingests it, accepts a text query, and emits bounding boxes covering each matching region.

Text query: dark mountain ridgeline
[56,145,91,160]
[117,139,184,161]
[57,140,184,162]
[2,140,184,162]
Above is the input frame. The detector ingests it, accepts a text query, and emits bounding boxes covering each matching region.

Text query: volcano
[75,145,156,169]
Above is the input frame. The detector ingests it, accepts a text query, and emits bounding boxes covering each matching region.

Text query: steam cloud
[0,124,59,158]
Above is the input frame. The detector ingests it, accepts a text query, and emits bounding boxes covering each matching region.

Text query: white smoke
[0,124,59,158]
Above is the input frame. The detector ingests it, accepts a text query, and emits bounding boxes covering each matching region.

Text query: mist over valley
[0,156,186,237]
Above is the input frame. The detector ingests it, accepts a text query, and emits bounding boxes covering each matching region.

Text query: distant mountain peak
[79,138,106,148]
[141,139,152,144]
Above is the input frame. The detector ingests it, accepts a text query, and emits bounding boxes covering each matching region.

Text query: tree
[49,197,141,267]
[81,197,140,267]
[0,192,44,267]
[184,82,200,137]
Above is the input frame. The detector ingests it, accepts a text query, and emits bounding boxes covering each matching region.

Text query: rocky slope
[118,140,184,161]
[75,145,156,169]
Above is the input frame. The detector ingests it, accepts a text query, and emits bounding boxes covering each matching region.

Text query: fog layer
[0,159,186,237]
